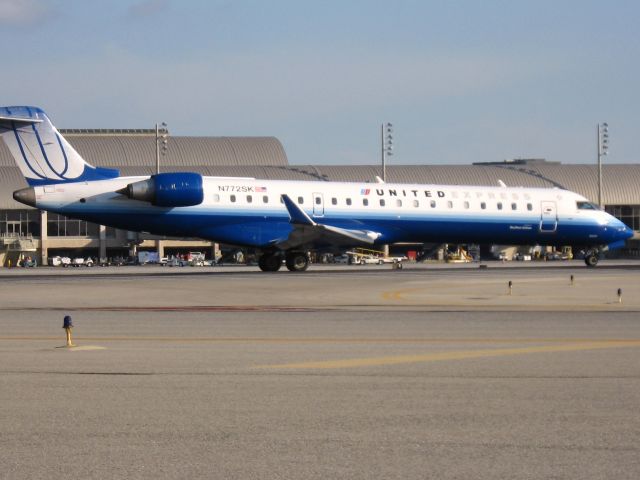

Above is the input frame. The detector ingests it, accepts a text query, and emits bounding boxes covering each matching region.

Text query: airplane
[0,106,634,271]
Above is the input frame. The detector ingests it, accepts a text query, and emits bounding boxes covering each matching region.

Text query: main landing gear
[285,252,309,272]
[258,253,282,272]
[258,251,310,272]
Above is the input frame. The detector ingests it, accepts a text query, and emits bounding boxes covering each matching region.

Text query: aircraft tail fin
[0,106,119,186]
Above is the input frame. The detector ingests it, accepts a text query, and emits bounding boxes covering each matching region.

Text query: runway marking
[54,345,106,351]
[0,305,317,312]
[2,337,640,344]
[381,279,640,304]
[255,340,640,370]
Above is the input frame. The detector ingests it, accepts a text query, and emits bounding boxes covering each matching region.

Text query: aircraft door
[312,192,324,217]
[539,201,557,232]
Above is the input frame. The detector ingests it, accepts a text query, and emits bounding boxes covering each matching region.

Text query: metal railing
[1,233,37,251]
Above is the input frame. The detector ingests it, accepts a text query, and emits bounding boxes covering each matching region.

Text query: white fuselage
[28,175,631,250]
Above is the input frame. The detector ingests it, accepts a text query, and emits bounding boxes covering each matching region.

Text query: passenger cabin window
[430,200,436,208]
[263,196,268,203]
[363,199,369,206]
[315,197,321,205]
[346,198,352,206]
[481,202,486,210]
[511,203,517,210]
[527,203,533,211]
[230,195,236,203]
[577,201,598,210]
[297,197,304,204]
[497,202,503,210]
[331,198,337,205]
[246,195,252,203]
[380,199,385,207]
[213,194,220,202]
[396,199,402,207]
[413,200,419,208]
[447,201,453,209]
[464,201,469,209]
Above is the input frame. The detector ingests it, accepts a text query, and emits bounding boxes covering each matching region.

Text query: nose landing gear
[584,249,600,267]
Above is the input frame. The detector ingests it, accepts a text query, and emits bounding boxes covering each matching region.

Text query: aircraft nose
[611,219,634,241]
[13,187,36,207]
[621,225,634,240]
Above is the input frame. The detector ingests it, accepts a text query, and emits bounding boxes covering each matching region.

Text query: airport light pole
[381,123,393,258]
[381,122,393,182]
[155,122,168,174]
[597,122,609,209]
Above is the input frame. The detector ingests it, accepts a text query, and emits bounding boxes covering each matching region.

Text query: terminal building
[1,130,639,265]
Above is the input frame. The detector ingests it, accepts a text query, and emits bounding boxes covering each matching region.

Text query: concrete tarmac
[1,264,639,479]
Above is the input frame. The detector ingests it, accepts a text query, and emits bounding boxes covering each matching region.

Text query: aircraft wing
[274,194,381,249]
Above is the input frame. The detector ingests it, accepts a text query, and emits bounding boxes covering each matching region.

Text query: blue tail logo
[0,106,119,186]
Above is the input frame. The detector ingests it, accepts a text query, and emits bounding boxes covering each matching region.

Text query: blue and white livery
[1,106,633,271]
[0,106,119,185]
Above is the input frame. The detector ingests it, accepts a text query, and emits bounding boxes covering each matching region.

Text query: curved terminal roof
[0,134,638,209]
[0,133,288,169]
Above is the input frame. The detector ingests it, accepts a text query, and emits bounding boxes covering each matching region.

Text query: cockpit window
[577,201,598,210]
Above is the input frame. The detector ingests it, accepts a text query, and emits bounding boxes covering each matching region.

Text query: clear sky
[1,0,638,165]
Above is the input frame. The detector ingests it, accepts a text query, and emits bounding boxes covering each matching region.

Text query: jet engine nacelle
[118,172,204,207]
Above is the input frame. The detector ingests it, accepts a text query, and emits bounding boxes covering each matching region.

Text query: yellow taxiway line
[255,340,640,370]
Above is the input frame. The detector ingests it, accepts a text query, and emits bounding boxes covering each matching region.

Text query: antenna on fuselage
[498,179,507,188]
[375,176,385,184]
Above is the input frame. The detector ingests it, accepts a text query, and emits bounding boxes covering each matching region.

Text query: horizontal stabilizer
[0,115,43,129]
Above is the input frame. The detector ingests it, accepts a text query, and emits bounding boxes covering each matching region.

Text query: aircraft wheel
[259,254,281,272]
[585,253,599,267]
[285,252,309,272]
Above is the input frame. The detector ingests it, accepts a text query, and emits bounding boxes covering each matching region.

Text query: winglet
[281,194,316,226]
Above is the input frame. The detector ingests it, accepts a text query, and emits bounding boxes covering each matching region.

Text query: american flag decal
[255,186,267,192]
[360,188,370,195]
